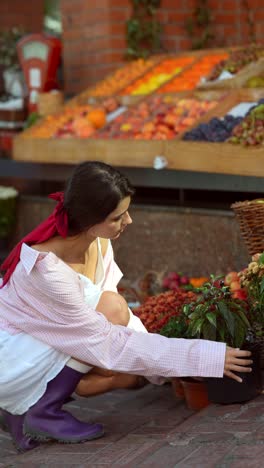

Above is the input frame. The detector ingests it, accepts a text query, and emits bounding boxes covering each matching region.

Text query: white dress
[0,239,147,414]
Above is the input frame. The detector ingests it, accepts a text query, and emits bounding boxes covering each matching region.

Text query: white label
[227,102,257,118]
[217,70,234,81]
[106,106,127,123]
[153,155,168,170]
[29,68,41,88]
[29,89,39,104]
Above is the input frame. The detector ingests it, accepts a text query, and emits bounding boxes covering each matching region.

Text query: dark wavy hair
[64,161,134,235]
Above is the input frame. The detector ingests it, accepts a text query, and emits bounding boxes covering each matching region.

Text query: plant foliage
[126,0,162,59]
[0,27,25,69]
[160,276,250,348]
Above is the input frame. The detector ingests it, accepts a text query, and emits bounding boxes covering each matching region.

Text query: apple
[167,272,180,281]
[232,289,247,301]
[224,271,239,286]
[180,275,189,285]
[169,280,180,290]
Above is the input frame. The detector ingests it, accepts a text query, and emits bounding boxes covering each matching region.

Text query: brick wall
[0,0,44,33]
[61,0,131,96]
[61,0,264,95]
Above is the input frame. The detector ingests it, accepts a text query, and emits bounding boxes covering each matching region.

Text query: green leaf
[258,252,264,265]
[232,315,247,348]
[232,306,250,328]
[260,277,264,294]
[218,327,225,342]
[188,311,202,320]
[206,312,217,328]
[202,320,217,341]
[190,318,204,337]
[217,301,235,337]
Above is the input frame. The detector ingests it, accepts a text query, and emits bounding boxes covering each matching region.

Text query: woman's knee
[96,291,129,326]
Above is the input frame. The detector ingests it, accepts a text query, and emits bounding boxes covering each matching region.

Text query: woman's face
[88,196,132,240]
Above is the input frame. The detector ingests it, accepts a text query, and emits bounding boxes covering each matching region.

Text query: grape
[229,98,264,146]
[183,115,241,142]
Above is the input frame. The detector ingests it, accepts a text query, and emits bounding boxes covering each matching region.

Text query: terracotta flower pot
[171,377,185,400]
[180,378,209,411]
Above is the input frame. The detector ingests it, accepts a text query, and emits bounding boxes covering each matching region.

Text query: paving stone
[2,385,264,467]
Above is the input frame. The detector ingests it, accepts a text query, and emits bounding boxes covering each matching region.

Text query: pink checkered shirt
[0,243,226,379]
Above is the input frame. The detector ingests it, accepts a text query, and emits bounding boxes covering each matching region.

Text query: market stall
[10,45,264,183]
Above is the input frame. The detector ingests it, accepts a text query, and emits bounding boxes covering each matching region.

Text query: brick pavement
[1,383,264,467]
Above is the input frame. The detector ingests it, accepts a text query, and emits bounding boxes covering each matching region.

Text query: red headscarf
[0,192,68,287]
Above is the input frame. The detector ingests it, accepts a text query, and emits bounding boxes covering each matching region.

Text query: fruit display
[134,289,197,333]
[158,53,228,93]
[183,115,243,142]
[121,56,195,95]
[85,57,160,97]
[207,45,264,81]
[229,99,264,146]
[24,98,121,139]
[99,95,219,140]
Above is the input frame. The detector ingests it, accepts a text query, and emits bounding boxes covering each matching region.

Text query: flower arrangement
[239,252,264,337]
[0,186,18,239]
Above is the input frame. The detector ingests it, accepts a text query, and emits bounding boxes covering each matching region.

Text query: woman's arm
[5,254,251,382]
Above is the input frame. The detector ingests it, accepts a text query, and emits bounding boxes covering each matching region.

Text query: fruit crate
[12,130,166,166]
[98,90,225,141]
[12,90,226,166]
[156,48,230,94]
[197,53,264,90]
[68,55,164,105]
[163,89,264,177]
[118,51,203,97]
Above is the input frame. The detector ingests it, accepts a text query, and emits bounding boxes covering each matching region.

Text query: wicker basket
[231,199,264,256]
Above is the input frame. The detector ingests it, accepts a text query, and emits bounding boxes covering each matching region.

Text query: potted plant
[0,186,18,250]
[183,277,262,404]
[239,253,264,368]
[0,27,25,97]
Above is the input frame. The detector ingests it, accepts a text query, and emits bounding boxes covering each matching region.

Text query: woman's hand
[224,346,253,382]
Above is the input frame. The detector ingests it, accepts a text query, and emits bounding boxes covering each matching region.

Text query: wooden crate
[66,94,144,108]
[13,89,264,177]
[13,134,165,167]
[68,55,164,106]
[12,89,229,165]
[155,48,231,94]
[163,89,264,176]
[197,56,264,90]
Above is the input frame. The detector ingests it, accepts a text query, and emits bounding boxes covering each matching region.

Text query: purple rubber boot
[0,410,39,452]
[23,366,104,443]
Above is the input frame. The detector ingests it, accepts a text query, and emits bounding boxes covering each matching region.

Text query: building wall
[1,1,263,96]
[61,0,131,96]
[0,0,44,32]
[61,0,264,95]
